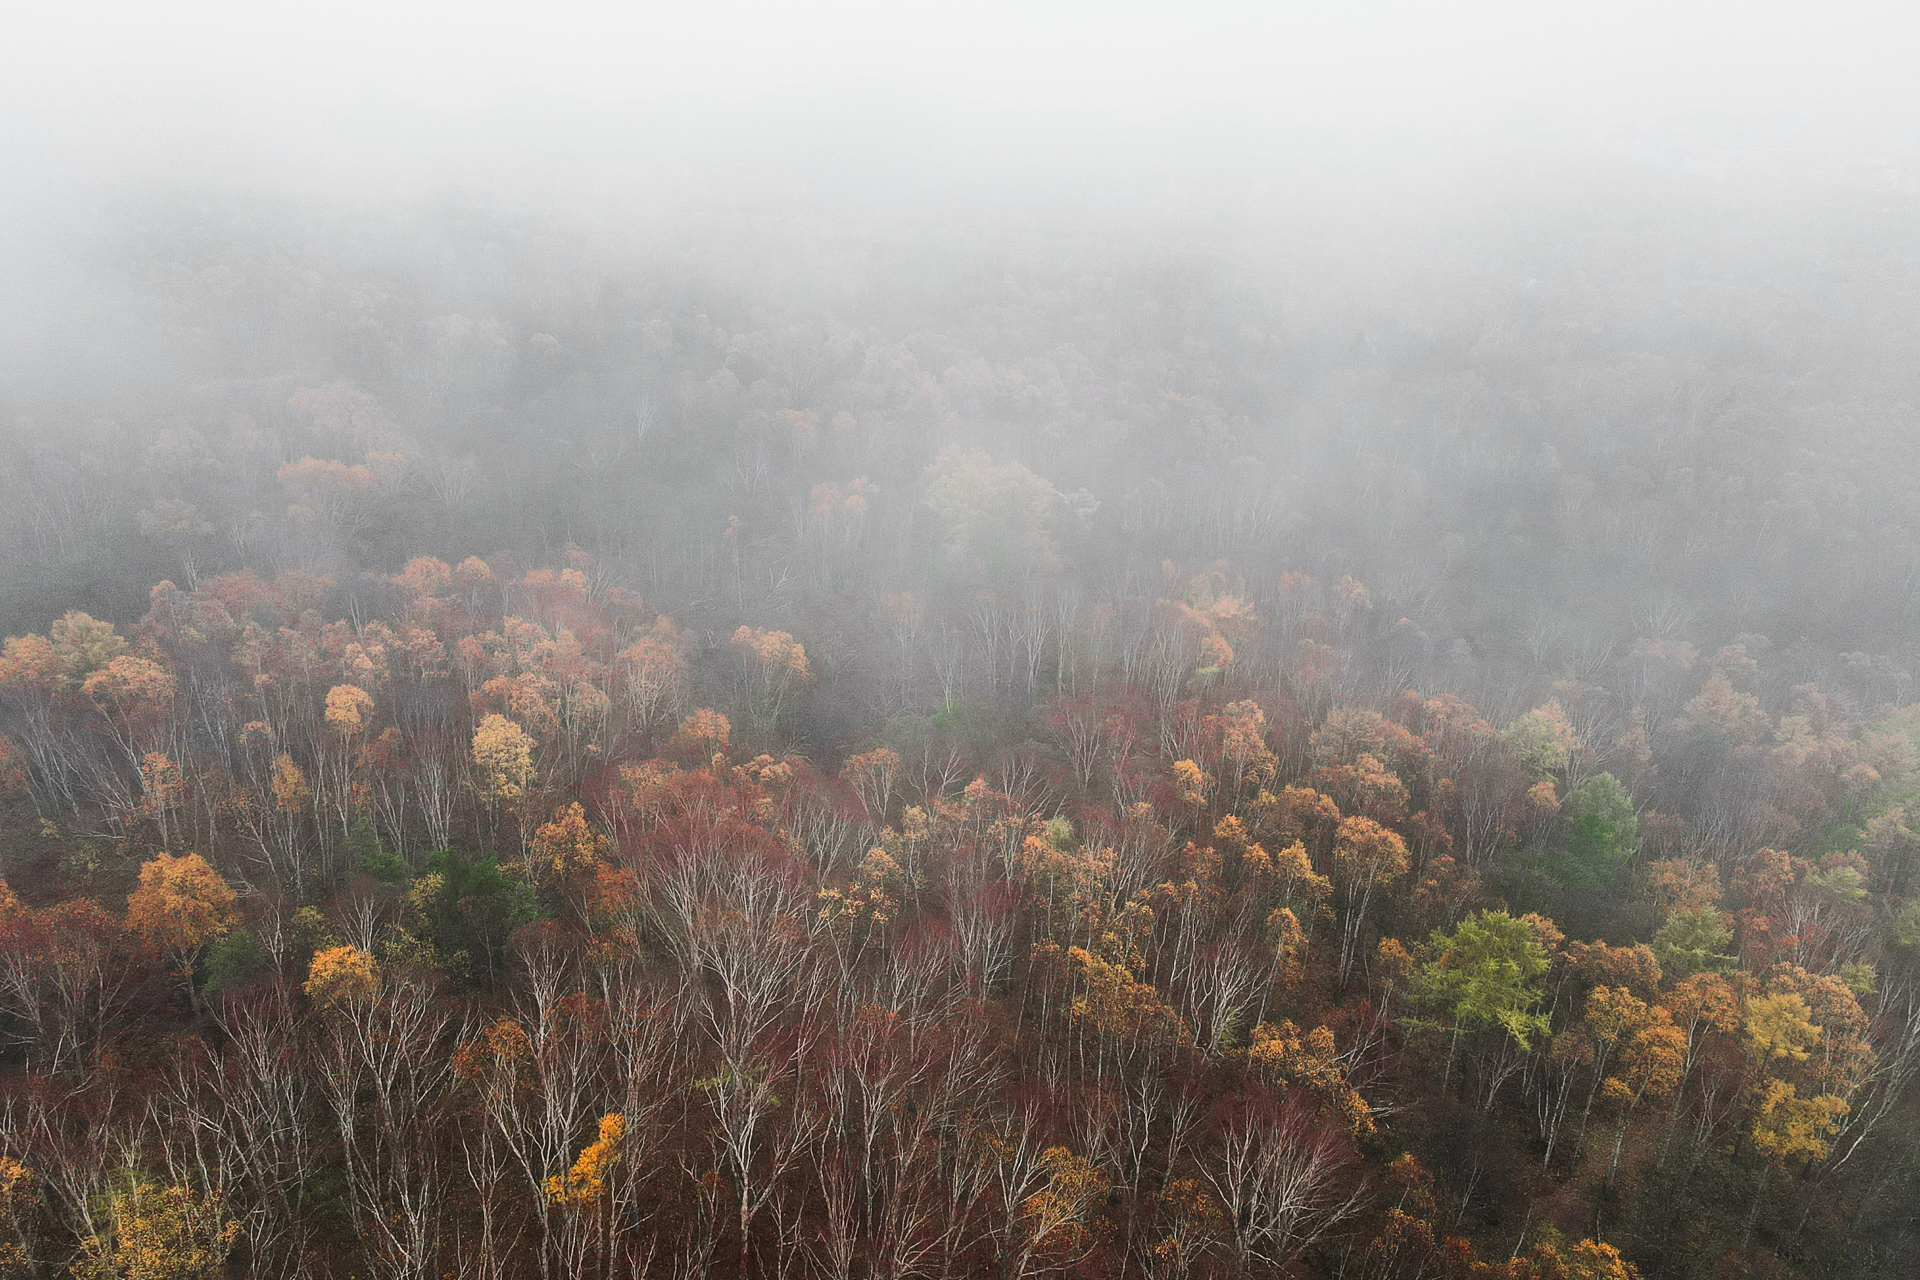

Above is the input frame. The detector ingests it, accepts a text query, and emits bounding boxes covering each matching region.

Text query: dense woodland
[3,164,1920,1279]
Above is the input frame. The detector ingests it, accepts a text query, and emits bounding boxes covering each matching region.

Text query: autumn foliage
[0,546,1913,1280]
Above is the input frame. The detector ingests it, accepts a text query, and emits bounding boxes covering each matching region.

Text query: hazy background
[7,12,1920,1277]
[4,1,1920,657]
[6,2,1920,211]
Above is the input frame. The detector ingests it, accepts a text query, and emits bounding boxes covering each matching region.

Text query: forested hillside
[2,166,1920,1279]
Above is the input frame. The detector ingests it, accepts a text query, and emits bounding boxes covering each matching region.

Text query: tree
[137,751,184,847]
[616,617,687,729]
[1203,1103,1360,1271]
[922,445,1093,577]
[1314,753,1410,826]
[528,801,606,881]
[1013,1146,1107,1279]
[1504,700,1580,778]
[730,626,811,734]
[0,895,130,1077]
[0,1155,35,1275]
[677,708,732,759]
[1744,991,1820,1065]
[392,555,453,606]
[1246,1019,1376,1137]
[1749,1078,1849,1166]
[1218,699,1274,789]
[1651,908,1734,979]
[49,611,129,685]
[1412,910,1552,1104]
[1331,815,1410,985]
[324,682,375,734]
[126,852,237,1001]
[260,750,314,892]
[319,972,457,1280]
[472,713,536,801]
[1581,986,1686,1182]
[82,654,177,768]
[1151,1177,1225,1279]
[1528,1236,1645,1280]
[74,1183,242,1280]
[1539,773,1638,900]
[306,945,380,1007]
[844,745,902,823]
[546,1113,626,1206]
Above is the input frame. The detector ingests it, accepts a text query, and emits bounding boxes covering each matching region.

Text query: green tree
[1524,773,1641,934]
[1650,908,1735,979]
[1503,699,1579,778]
[1891,897,1920,958]
[1411,910,1555,1106]
[1564,773,1638,882]
[1411,910,1552,1050]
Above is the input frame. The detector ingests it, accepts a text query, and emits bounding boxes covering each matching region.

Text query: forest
[3,104,1920,1280]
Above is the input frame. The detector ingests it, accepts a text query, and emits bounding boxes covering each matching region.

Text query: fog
[9,3,1920,199]
[4,5,1920,1279]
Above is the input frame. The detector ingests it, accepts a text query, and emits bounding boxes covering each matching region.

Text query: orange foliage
[530,802,606,878]
[1566,940,1662,997]
[324,683,375,734]
[1247,1019,1375,1136]
[678,708,732,756]
[125,852,237,960]
[305,945,379,1007]
[731,626,810,679]
[546,1113,626,1206]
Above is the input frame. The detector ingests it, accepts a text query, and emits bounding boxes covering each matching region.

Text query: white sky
[3,2,1918,208]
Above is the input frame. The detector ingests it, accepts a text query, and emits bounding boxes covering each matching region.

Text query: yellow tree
[546,1113,626,1206]
[1736,975,1854,1228]
[844,745,903,823]
[0,1155,34,1275]
[528,802,607,882]
[472,713,536,802]
[82,656,177,823]
[1503,699,1580,779]
[1060,943,1186,1081]
[1750,1079,1849,1166]
[1582,986,1686,1183]
[1331,815,1410,985]
[1246,1019,1376,1137]
[922,445,1085,576]
[137,751,184,848]
[0,633,71,808]
[1014,1147,1107,1279]
[730,626,811,733]
[73,1183,242,1280]
[324,683,375,734]
[319,683,376,843]
[1528,1236,1644,1280]
[264,751,313,892]
[1151,1177,1225,1279]
[126,852,237,1004]
[616,617,687,730]
[1662,972,1739,1081]
[391,556,453,611]
[453,555,497,601]
[49,611,129,686]
[305,945,380,1008]
[677,708,732,762]
[1312,752,1409,826]
[1744,990,1821,1065]
[1218,699,1275,792]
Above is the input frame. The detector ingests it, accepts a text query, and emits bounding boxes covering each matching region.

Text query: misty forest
[5,15,1920,1280]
